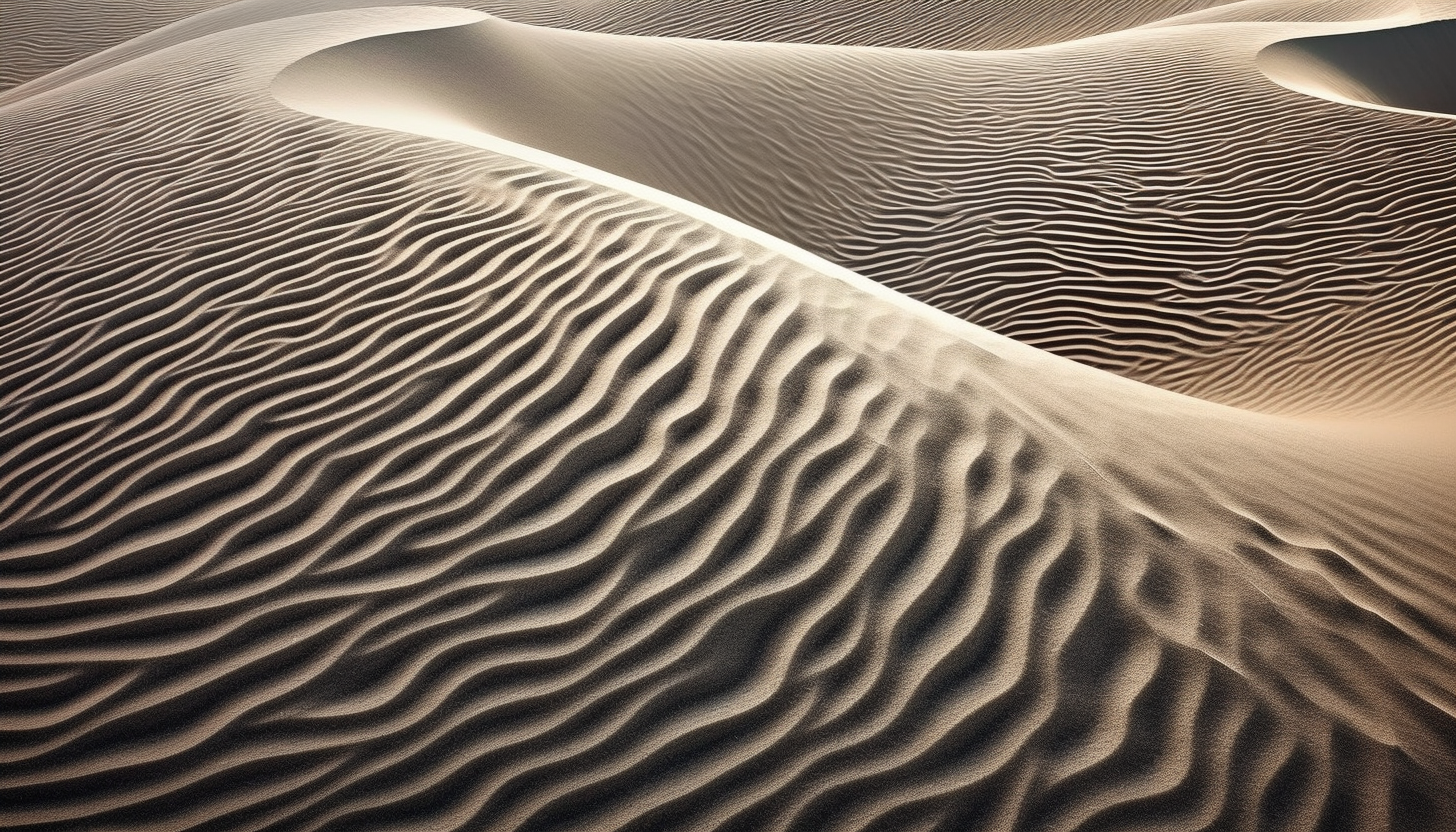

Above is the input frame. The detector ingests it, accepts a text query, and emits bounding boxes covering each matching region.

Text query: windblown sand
[2,2,1455,831]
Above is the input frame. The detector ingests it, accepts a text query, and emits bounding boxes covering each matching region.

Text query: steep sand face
[3,2,1456,831]
[1259,19,1456,118]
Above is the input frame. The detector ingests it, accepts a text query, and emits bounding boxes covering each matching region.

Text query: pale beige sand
[2,3,1455,831]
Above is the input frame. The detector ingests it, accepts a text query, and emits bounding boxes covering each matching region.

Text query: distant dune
[2,2,1455,831]
[1260,19,1456,118]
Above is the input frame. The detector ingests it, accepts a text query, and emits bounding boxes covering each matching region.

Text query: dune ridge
[10,0,1456,417]
[0,0,234,92]
[260,7,1456,416]
[2,2,1456,831]
[0,0,1295,97]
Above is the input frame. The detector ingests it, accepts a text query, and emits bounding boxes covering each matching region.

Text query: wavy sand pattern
[2,2,1456,831]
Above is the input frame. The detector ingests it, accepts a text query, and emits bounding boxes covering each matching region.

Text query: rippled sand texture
[3,2,1456,831]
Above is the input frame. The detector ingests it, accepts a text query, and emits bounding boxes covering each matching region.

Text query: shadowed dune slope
[269,11,1456,416]
[1259,18,1456,117]
[3,7,1456,831]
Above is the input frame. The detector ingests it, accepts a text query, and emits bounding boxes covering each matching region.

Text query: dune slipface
[1259,19,1456,118]
[2,2,1456,832]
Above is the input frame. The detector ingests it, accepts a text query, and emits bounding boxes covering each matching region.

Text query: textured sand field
[3,2,1456,831]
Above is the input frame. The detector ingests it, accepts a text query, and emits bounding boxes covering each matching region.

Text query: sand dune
[3,2,1456,831]
[16,0,1456,411]
[261,6,1456,415]
[0,0,1243,100]
[0,0,234,91]
[0,0,1277,97]
[1259,19,1456,118]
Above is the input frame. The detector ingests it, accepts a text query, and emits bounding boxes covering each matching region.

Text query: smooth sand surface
[3,2,1456,830]
[1259,18,1456,118]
